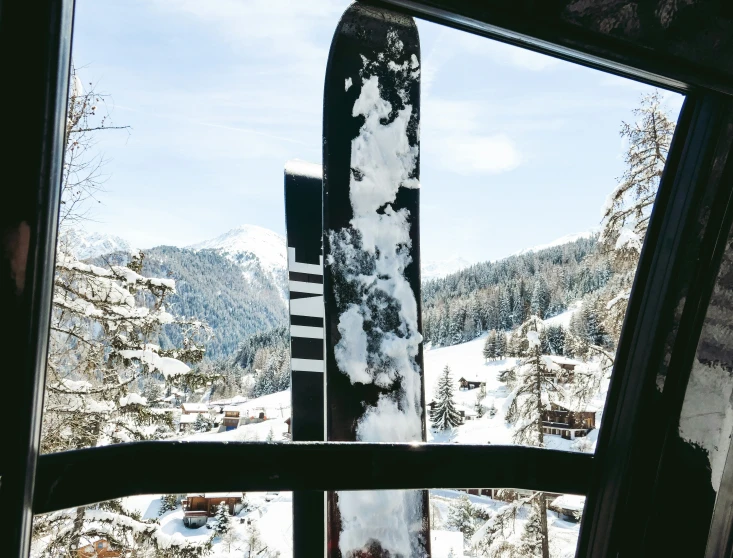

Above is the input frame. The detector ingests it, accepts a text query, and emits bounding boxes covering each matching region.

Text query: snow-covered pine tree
[430,365,462,431]
[448,494,478,540]
[158,494,179,516]
[530,278,550,319]
[193,413,213,432]
[504,318,555,558]
[483,330,497,361]
[475,383,487,418]
[212,501,231,536]
[519,493,550,558]
[599,91,676,341]
[32,65,212,558]
[505,318,559,446]
[495,331,507,360]
[600,90,675,268]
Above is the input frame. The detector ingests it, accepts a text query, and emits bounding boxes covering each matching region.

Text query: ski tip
[337,1,418,33]
[284,159,323,180]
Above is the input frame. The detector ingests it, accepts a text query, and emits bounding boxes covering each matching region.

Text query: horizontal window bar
[34,442,592,514]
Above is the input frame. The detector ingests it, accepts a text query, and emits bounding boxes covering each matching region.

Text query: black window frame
[4,1,733,558]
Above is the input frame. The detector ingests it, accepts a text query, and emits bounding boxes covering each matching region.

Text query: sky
[70,0,684,264]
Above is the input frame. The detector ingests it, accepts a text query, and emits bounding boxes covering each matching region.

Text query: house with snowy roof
[182,493,245,528]
[541,402,596,440]
[549,494,585,522]
[544,355,583,384]
[180,402,209,414]
[458,376,486,390]
[178,413,197,433]
[222,406,241,431]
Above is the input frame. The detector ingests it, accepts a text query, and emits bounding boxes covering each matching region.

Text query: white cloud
[435,134,521,174]
[422,98,522,175]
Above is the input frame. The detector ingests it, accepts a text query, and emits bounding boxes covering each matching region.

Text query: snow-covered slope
[422,256,471,281]
[515,230,596,256]
[58,227,133,260]
[188,224,288,302]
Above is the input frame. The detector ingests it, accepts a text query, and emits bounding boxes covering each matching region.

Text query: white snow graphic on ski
[323,3,429,557]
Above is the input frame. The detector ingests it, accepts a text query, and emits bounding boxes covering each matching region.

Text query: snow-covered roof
[203,492,242,499]
[550,494,585,512]
[547,355,582,366]
[179,414,197,424]
[181,403,208,413]
[223,406,241,413]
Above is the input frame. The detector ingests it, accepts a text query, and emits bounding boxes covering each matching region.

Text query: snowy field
[424,333,602,453]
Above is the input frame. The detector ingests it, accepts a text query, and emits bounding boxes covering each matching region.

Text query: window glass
[39,0,686,556]
[429,489,584,557]
[48,0,684,457]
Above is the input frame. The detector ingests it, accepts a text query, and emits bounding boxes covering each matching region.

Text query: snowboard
[322,3,430,557]
[284,161,326,558]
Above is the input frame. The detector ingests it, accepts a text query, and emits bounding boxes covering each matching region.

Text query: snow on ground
[423,335,601,452]
[183,389,291,443]
[544,301,581,329]
[429,489,581,557]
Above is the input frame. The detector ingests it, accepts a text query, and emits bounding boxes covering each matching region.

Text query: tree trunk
[539,493,550,558]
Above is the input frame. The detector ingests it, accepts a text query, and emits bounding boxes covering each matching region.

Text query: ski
[284,160,326,558]
[322,3,429,557]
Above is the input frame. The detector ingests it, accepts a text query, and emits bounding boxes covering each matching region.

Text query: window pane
[420,26,684,455]
[32,492,292,558]
[429,489,583,558]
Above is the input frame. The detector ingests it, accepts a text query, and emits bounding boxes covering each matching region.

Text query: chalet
[76,539,120,558]
[549,494,585,522]
[543,356,583,384]
[458,377,485,390]
[180,402,209,415]
[542,402,596,440]
[182,492,245,528]
[222,406,241,431]
[178,413,196,432]
[426,401,467,425]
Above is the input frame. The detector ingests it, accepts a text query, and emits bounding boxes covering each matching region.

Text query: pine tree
[530,278,550,319]
[212,501,231,536]
[447,494,477,540]
[32,65,213,558]
[519,494,550,558]
[430,366,462,431]
[158,494,178,516]
[475,383,487,418]
[495,331,507,360]
[504,319,554,558]
[483,331,497,361]
[506,318,558,446]
[601,90,675,269]
[193,413,213,433]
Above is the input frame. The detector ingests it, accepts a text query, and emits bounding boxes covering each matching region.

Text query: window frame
[4,2,733,558]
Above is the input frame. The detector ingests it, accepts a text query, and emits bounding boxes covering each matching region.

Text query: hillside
[422,235,611,348]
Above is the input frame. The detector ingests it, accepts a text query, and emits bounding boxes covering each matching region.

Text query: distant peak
[58,227,133,260]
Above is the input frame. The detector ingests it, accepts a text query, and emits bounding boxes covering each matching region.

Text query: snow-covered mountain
[58,228,133,260]
[421,256,472,281]
[187,224,288,302]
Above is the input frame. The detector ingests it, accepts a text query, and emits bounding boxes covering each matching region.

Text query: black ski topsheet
[284,161,326,558]
[323,3,429,557]
[285,160,325,442]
